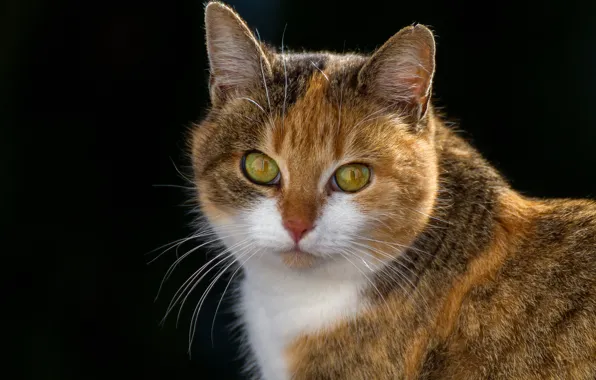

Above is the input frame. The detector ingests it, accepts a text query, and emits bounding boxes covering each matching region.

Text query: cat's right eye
[241,152,281,185]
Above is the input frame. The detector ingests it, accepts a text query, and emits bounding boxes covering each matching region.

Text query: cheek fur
[352,175,436,262]
[208,192,371,259]
[200,170,435,267]
[299,194,366,256]
[241,198,295,251]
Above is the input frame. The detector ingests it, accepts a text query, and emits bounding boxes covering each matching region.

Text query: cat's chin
[279,250,319,269]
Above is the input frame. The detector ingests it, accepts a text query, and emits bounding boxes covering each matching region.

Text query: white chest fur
[239,259,368,380]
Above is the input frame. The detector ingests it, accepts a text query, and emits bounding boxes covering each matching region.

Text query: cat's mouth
[279,249,318,269]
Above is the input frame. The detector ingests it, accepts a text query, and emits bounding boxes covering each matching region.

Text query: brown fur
[191,2,596,378]
[285,174,596,380]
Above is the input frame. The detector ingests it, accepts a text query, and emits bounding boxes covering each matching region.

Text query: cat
[187,2,596,379]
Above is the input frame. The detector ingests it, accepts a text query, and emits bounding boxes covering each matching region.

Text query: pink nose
[283,218,313,243]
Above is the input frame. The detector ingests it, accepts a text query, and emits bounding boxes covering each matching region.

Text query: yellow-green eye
[242,152,280,185]
[333,164,371,192]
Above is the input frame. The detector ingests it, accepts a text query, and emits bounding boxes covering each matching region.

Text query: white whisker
[169,157,194,185]
[160,238,253,324]
[255,29,271,112]
[352,105,392,130]
[238,97,265,113]
[169,239,254,323]
[152,184,196,190]
[157,231,252,300]
[337,72,344,134]
[350,245,430,312]
[348,240,432,312]
[281,23,288,130]
[337,249,389,311]
[403,206,451,225]
[189,243,256,351]
[310,61,329,82]
[146,232,198,258]
[210,246,261,347]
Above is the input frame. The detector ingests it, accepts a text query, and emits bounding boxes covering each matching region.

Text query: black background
[5,0,596,379]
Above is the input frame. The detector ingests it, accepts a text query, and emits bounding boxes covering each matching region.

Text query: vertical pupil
[257,158,268,173]
[336,165,368,191]
[251,155,269,175]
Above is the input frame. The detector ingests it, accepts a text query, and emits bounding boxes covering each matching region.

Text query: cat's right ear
[204,2,271,106]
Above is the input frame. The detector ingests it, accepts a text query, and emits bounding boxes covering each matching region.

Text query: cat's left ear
[358,25,436,122]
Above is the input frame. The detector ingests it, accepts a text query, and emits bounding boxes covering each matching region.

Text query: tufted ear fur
[358,25,436,122]
[204,2,271,106]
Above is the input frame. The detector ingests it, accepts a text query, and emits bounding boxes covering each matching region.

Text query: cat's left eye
[332,164,371,193]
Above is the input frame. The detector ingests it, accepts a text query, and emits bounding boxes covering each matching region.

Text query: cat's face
[191,2,439,272]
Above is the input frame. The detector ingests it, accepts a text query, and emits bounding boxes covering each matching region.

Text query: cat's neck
[373,120,509,299]
[427,122,507,261]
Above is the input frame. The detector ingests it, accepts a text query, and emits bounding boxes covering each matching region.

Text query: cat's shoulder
[533,197,596,247]
[493,194,596,291]
[493,192,596,278]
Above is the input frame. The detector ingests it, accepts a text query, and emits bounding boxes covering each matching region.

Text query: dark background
[4,0,596,379]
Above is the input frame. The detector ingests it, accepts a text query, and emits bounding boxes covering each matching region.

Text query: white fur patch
[212,196,378,380]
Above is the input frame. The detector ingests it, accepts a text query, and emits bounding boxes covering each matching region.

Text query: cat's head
[191,2,439,274]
